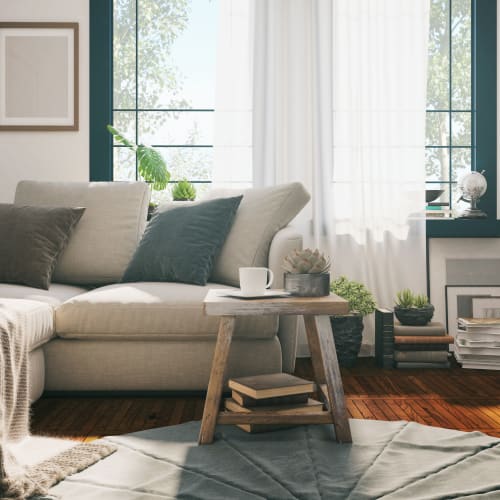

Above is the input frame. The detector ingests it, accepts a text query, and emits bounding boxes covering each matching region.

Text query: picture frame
[472,297,500,319]
[0,22,79,131]
[445,285,500,339]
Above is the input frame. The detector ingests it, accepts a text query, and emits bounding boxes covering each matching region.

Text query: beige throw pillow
[207,183,310,286]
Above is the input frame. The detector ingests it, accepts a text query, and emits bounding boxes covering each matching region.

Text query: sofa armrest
[268,226,303,373]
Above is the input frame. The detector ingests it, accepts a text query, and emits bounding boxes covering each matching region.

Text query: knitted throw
[0,304,116,499]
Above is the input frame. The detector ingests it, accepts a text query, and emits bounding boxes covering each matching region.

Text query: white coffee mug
[239,267,274,296]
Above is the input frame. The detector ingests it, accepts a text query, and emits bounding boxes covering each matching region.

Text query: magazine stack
[454,318,500,370]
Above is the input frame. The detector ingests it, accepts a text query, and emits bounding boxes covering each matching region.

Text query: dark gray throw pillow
[122,196,243,286]
[0,204,85,289]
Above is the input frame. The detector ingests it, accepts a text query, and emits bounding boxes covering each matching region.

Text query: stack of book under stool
[375,309,453,368]
[224,373,324,433]
[393,321,453,368]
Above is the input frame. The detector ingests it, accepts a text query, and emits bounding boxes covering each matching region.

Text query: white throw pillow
[14,181,150,285]
[205,182,310,287]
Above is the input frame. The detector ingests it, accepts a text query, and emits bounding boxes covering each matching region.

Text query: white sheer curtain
[214,0,430,350]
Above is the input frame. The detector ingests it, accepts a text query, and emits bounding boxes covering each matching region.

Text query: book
[395,343,449,351]
[224,397,324,434]
[394,335,454,344]
[224,398,324,415]
[228,373,315,400]
[458,318,500,334]
[393,321,446,336]
[231,390,309,407]
[395,361,450,369]
[460,362,500,371]
[394,350,449,363]
[375,308,394,369]
[456,332,500,345]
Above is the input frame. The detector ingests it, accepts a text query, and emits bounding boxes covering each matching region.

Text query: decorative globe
[458,171,487,201]
[456,170,488,218]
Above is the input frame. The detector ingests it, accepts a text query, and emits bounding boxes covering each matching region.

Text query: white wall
[0,0,89,202]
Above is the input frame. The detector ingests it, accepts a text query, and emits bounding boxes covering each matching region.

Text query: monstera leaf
[107,125,170,191]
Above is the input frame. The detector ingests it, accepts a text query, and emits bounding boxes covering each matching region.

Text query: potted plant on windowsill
[172,179,197,201]
[394,289,434,326]
[329,276,376,367]
[107,125,170,220]
[282,248,331,297]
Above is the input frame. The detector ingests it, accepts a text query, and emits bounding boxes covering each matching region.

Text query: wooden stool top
[203,289,349,317]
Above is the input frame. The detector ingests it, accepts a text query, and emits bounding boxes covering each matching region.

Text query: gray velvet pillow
[0,204,85,289]
[122,196,243,285]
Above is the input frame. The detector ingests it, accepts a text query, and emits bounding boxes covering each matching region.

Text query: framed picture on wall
[445,285,500,338]
[0,22,79,131]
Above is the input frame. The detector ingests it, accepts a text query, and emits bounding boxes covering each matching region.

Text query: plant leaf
[137,146,170,190]
[106,124,135,150]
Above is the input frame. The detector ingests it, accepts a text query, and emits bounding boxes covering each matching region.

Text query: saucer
[222,290,291,300]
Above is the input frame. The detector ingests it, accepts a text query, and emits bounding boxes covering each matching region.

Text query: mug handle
[266,269,274,289]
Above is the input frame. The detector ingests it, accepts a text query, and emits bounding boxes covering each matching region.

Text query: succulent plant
[282,248,330,274]
[172,179,196,201]
[330,276,376,317]
[395,289,430,309]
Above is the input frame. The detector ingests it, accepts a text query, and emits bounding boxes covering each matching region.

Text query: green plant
[282,248,330,274]
[330,276,376,317]
[107,125,170,191]
[172,179,196,201]
[395,289,430,309]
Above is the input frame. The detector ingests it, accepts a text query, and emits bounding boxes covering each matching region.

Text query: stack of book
[393,321,453,368]
[454,318,500,370]
[426,201,453,218]
[225,373,324,433]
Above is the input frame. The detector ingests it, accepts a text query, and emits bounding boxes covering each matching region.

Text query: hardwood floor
[31,358,500,442]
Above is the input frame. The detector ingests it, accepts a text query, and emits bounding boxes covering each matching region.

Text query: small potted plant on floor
[394,289,434,326]
[329,276,376,367]
[172,179,197,201]
[282,248,330,296]
[107,125,170,219]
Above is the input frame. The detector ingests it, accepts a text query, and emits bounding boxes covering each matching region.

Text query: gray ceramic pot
[284,273,330,297]
[394,304,434,326]
[330,314,364,368]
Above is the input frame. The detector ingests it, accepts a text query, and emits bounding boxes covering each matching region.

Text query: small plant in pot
[107,125,170,219]
[172,179,197,201]
[394,289,434,326]
[282,248,330,297]
[329,276,376,367]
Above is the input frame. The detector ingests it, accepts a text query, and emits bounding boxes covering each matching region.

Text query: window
[112,0,218,201]
[426,0,474,212]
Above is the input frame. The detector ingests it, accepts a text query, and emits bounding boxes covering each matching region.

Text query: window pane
[159,147,213,182]
[137,0,217,109]
[427,0,450,110]
[426,148,450,181]
[114,0,136,109]
[113,147,136,181]
[451,112,471,146]
[451,0,471,109]
[138,111,214,146]
[112,111,136,144]
[426,112,449,146]
[451,148,471,181]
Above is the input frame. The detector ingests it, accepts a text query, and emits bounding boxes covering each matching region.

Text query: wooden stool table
[198,289,352,445]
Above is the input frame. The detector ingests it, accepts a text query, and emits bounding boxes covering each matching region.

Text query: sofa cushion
[55,282,278,340]
[0,204,85,289]
[122,196,242,286]
[0,283,88,307]
[207,183,310,286]
[14,181,150,285]
[0,299,54,351]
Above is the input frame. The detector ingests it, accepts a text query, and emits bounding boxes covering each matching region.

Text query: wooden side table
[198,290,352,445]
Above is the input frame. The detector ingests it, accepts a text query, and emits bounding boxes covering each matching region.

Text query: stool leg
[304,314,352,443]
[198,316,236,444]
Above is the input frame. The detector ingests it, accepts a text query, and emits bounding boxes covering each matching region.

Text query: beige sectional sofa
[1,181,308,401]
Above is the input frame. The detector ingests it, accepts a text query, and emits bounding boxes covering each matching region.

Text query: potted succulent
[282,248,330,297]
[172,179,197,201]
[394,289,434,326]
[329,276,376,367]
[107,125,170,219]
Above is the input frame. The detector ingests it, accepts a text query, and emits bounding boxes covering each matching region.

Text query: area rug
[48,419,500,499]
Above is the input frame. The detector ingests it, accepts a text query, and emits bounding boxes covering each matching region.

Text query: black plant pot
[394,304,434,326]
[330,314,364,368]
